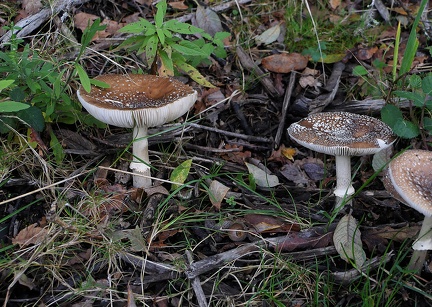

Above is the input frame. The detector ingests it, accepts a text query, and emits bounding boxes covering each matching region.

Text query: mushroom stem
[408,216,432,271]
[130,126,152,188]
[334,155,355,208]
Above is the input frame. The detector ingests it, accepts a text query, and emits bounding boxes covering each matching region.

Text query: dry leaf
[329,0,341,10]
[12,223,49,247]
[220,144,251,164]
[133,0,152,5]
[268,144,293,163]
[244,214,300,233]
[17,272,36,290]
[74,13,125,41]
[261,53,308,73]
[245,162,279,188]
[302,160,325,181]
[209,180,230,209]
[126,227,147,252]
[169,1,189,10]
[255,24,281,45]
[195,5,223,36]
[74,12,100,32]
[355,46,378,61]
[123,12,141,24]
[279,163,309,186]
[23,0,42,14]
[281,147,296,161]
[333,215,366,267]
[276,232,333,252]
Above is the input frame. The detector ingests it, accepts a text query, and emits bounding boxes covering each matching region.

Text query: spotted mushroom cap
[385,150,432,217]
[77,74,197,128]
[287,112,396,156]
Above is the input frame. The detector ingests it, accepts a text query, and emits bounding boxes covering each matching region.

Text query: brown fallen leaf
[169,1,189,10]
[329,0,341,10]
[275,232,333,252]
[22,0,42,16]
[219,144,251,164]
[244,214,301,233]
[261,53,308,73]
[364,225,420,242]
[354,46,378,61]
[362,225,420,254]
[74,12,125,41]
[12,223,49,247]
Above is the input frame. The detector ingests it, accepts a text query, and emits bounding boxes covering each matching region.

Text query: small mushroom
[287,112,396,208]
[77,74,197,188]
[383,149,432,271]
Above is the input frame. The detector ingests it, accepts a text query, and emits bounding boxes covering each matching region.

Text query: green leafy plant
[351,0,429,140]
[352,58,389,99]
[379,0,429,139]
[118,0,229,87]
[0,20,107,135]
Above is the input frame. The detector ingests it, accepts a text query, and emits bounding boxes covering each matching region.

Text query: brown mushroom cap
[77,74,197,128]
[287,112,396,156]
[385,150,432,217]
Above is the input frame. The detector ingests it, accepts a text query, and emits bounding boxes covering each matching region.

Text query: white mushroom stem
[408,216,432,271]
[129,126,152,188]
[333,155,355,208]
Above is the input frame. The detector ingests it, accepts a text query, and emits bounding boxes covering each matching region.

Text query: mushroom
[383,149,432,271]
[287,112,396,208]
[77,74,197,188]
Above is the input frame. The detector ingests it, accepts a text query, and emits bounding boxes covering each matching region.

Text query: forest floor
[1,0,432,306]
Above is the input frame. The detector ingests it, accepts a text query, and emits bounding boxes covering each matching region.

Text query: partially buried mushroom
[383,149,432,271]
[77,74,197,188]
[287,112,396,208]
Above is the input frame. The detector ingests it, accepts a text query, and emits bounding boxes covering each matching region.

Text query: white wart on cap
[77,74,197,189]
[287,112,396,208]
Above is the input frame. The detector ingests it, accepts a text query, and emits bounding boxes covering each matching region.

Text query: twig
[186,251,208,307]
[184,143,242,153]
[117,252,180,274]
[332,252,394,284]
[230,100,253,135]
[186,224,336,279]
[275,72,296,148]
[188,122,273,143]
